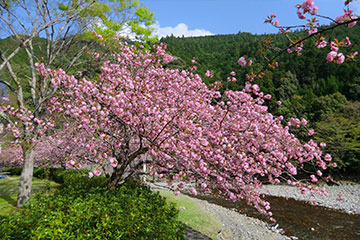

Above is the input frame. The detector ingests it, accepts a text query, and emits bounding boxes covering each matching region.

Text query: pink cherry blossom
[326,51,338,63]
[238,56,247,66]
[308,27,318,35]
[93,169,101,176]
[301,118,308,126]
[335,15,344,23]
[297,10,306,19]
[324,154,332,161]
[308,129,315,136]
[330,41,338,52]
[264,94,272,100]
[191,187,198,196]
[336,53,345,64]
[338,194,343,201]
[316,40,327,49]
[347,16,358,28]
[311,6,318,15]
[310,175,318,182]
[345,37,351,46]
[110,157,118,168]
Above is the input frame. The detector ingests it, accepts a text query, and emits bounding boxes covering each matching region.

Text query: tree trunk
[107,161,129,189]
[106,148,148,189]
[107,169,124,189]
[17,144,35,208]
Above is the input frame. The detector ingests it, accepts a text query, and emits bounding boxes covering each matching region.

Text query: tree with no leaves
[0,0,155,207]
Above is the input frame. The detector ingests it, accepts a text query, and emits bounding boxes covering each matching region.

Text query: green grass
[0,176,60,216]
[158,190,222,240]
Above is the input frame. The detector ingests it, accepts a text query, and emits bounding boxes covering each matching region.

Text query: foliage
[0,177,185,240]
[314,101,360,172]
[311,92,348,122]
[1,168,22,175]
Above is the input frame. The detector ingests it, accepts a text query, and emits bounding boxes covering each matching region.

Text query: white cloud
[88,18,213,40]
[152,22,214,39]
[117,23,137,40]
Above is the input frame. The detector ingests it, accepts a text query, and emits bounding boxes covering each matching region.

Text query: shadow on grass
[0,177,19,208]
[0,191,17,207]
[0,176,60,215]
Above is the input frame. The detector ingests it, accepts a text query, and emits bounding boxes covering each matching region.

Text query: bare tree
[0,0,155,207]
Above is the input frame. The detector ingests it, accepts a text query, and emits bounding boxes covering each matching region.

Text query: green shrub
[0,177,185,239]
[33,168,89,184]
[1,168,22,175]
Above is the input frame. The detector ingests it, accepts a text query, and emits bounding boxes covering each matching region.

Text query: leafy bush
[2,167,80,181]
[314,101,360,174]
[49,168,89,184]
[0,176,185,239]
[1,168,22,175]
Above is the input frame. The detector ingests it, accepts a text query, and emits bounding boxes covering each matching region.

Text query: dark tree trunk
[107,147,148,189]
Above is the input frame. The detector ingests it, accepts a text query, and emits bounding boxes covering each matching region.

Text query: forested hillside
[161,25,360,174]
[1,24,359,175]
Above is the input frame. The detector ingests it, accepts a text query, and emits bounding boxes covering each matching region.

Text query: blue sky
[141,0,360,38]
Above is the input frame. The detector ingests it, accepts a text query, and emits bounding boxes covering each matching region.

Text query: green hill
[161,25,360,174]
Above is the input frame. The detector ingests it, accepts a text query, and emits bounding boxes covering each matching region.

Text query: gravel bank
[147,182,292,240]
[191,196,291,240]
[147,181,360,239]
[259,183,360,214]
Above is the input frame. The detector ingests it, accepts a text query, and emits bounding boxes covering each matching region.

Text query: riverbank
[147,181,360,239]
[190,196,292,240]
[148,182,292,240]
[259,182,360,215]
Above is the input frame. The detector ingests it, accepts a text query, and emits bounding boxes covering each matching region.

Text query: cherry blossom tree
[1,0,357,217]
[39,38,335,220]
[0,128,80,169]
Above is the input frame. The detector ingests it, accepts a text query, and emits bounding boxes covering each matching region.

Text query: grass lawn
[0,176,60,216]
[158,190,222,240]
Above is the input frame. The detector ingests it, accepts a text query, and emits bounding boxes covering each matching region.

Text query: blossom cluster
[36,39,335,220]
[266,0,358,63]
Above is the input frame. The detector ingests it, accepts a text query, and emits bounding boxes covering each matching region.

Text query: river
[193,194,360,240]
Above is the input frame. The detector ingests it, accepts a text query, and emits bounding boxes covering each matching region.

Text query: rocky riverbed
[191,196,291,240]
[259,182,360,215]
[148,182,291,239]
[147,181,360,239]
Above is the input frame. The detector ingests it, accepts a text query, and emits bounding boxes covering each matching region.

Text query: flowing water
[193,194,360,240]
